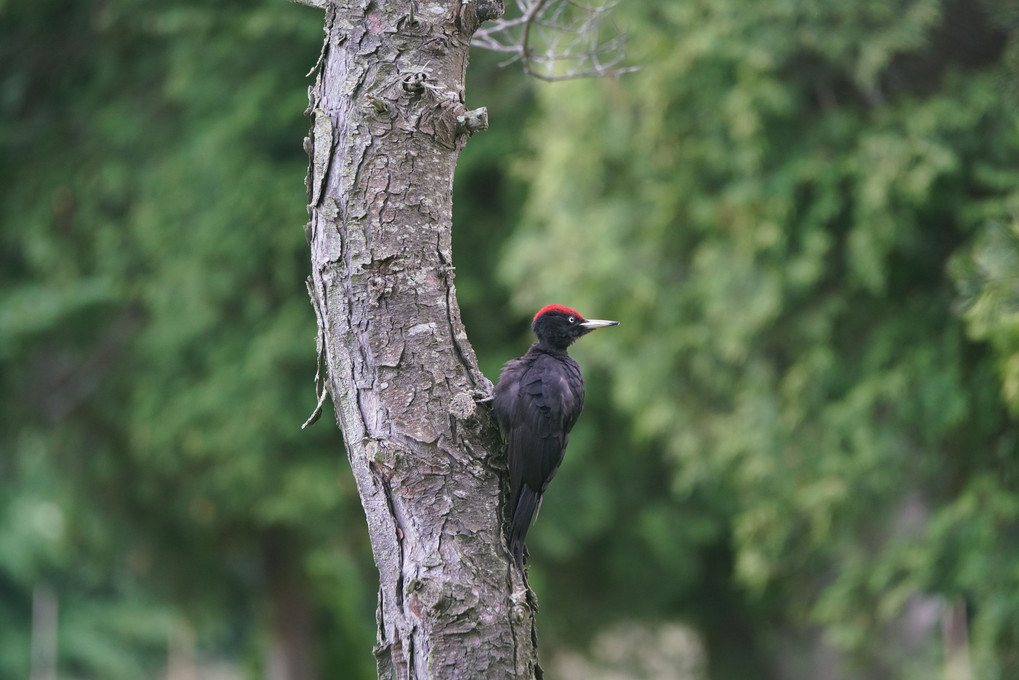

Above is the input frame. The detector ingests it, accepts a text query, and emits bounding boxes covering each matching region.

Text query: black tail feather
[509,486,541,567]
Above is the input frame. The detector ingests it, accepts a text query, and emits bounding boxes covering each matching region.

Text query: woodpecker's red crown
[533,304,583,323]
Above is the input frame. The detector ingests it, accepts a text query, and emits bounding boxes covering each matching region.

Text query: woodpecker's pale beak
[580,319,619,329]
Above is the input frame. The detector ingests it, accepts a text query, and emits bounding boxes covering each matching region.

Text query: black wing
[513,356,581,490]
[494,351,584,563]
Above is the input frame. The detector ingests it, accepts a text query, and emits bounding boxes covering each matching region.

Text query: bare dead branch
[473,0,637,81]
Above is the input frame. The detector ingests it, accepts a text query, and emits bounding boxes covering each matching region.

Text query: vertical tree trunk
[30,585,58,680]
[942,599,972,680]
[166,621,197,680]
[297,0,538,677]
[264,531,320,680]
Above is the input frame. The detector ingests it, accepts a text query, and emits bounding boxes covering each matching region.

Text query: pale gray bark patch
[299,0,540,677]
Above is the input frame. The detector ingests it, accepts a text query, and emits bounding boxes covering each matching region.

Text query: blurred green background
[3,0,1019,678]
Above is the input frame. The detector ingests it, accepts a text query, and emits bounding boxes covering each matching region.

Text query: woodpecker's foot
[526,584,538,611]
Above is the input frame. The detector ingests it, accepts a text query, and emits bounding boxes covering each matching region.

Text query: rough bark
[297,0,538,677]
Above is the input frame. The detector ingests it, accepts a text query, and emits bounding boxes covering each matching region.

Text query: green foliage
[0,0,376,676]
[953,220,1019,412]
[6,0,1019,676]
[503,0,1019,675]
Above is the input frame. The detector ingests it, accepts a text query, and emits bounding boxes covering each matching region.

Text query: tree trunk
[264,531,320,680]
[297,0,538,677]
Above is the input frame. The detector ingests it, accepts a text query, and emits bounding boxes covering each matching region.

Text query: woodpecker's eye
[568,316,576,324]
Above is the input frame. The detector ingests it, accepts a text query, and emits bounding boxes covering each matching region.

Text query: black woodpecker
[493,304,618,566]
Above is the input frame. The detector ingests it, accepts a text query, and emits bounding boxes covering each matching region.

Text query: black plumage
[493,304,618,567]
